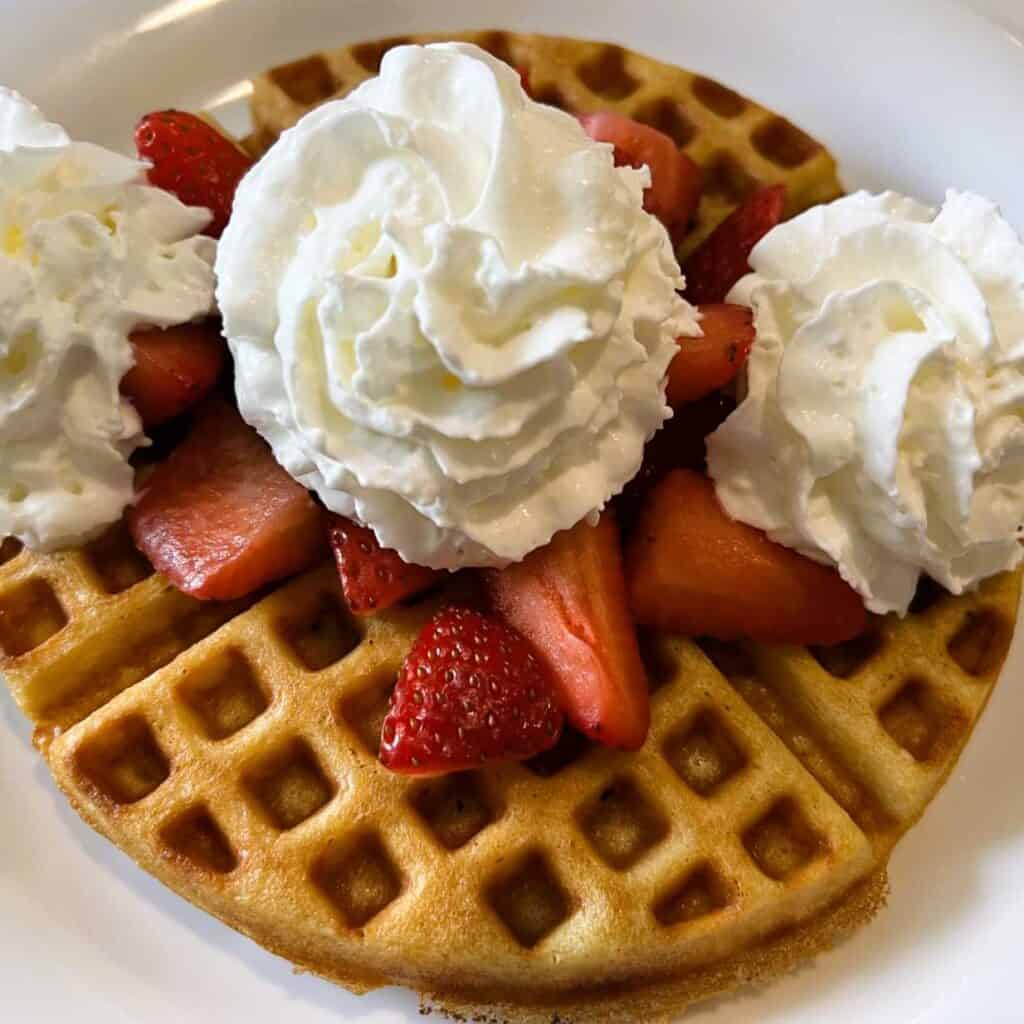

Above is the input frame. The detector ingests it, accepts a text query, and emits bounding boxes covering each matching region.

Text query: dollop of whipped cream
[0,88,216,551]
[708,190,1024,614]
[217,43,693,569]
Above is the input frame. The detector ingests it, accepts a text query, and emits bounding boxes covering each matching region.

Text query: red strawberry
[380,606,563,775]
[135,111,253,238]
[578,111,703,234]
[123,321,225,429]
[683,185,786,305]
[516,66,533,97]
[486,513,650,751]
[667,303,756,407]
[626,470,867,645]
[130,400,325,601]
[327,514,442,616]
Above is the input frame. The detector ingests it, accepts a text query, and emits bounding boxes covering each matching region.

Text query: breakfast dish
[2,28,1023,1024]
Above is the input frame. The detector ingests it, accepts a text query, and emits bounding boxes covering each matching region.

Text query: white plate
[3,1,1024,1021]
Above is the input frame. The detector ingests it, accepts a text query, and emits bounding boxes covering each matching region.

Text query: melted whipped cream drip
[217,43,694,569]
[708,190,1024,615]
[0,88,216,551]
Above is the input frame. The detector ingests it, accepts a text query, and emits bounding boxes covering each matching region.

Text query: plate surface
[2,1,1024,1021]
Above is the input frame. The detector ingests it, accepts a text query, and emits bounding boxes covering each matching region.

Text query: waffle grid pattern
[2,524,1018,1013]
[1,31,1020,1021]
[247,30,844,256]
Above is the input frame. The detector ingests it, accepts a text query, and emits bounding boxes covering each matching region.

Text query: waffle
[1,30,1020,1024]
[248,31,845,257]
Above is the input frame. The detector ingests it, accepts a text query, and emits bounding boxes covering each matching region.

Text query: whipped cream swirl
[708,190,1024,615]
[0,88,216,551]
[217,43,693,569]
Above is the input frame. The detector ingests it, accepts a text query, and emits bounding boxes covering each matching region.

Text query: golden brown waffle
[2,525,1019,1021]
[248,31,844,257]
[1,31,1020,1024]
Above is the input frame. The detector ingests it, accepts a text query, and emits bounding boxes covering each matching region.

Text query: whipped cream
[217,43,693,569]
[708,190,1024,615]
[0,89,217,551]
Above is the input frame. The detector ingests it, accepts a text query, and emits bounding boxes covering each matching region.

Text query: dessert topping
[709,190,1024,614]
[217,43,695,570]
[0,89,215,551]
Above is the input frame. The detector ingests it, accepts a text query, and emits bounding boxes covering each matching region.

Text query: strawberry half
[627,469,867,645]
[683,184,786,305]
[380,606,563,776]
[135,110,253,238]
[667,303,756,407]
[486,513,650,751]
[579,111,703,235]
[130,400,325,601]
[327,514,442,616]
[123,321,226,429]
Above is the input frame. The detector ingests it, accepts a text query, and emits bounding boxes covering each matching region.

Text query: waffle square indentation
[523,728,591,778]
[634,97,696,148]
[410,773,497,851]
[578,45,639,100]
[279,592,360,672]
[338,674,396,757]
[578,777,669,871]
[810,626,882,679]
[160,805,237,874]
[74,715,171,805]
[0,578,67,657]
[244,738,334,830]
[743,798,825,881]
[691,76,747,118]
[0,537,23,566]
[83,524,153,595]
[311,831,403,929]
[664,710,747,797]
[752,115,820,168]
[486,852,573,949]
[269,54,338,105]
[947,609,1011,677]
[179,650,269,741]
[654,863,733,926]
[878,679,963,763]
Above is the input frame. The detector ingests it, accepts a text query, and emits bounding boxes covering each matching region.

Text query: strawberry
[135,110,253,238]
[486,513,650,751]
[130,400,325,601]
[122,321,226,429]
[380,606,563,775]
[667,303,755,407]
[327,514,442,616]
[626,469,867,645]
[579,111,703,234]
[516,66,533,97]
[683,184,786,305]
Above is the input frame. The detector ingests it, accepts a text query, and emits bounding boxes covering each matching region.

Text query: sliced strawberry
[135,110,253,238]
[579,111,703,233]
[380,606,563,776]
[129,400,325,601]
[683,184,786,305]
[516,65,533,97]
[327,514,442,616]
[486,513,649,751]
[122,322,226,429]
[667,303,755,407]
[615,391,735,530]
[626,470,867,645]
